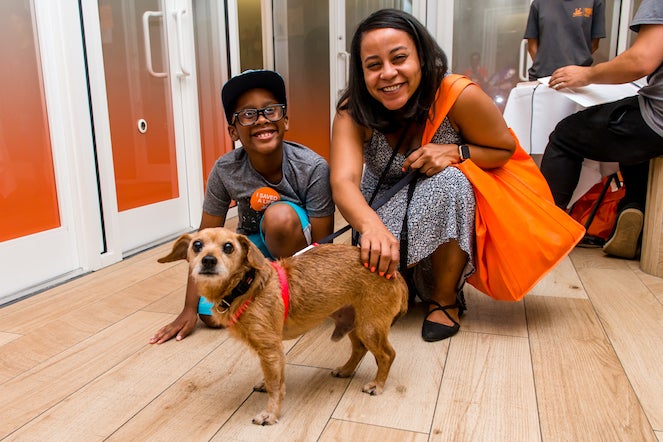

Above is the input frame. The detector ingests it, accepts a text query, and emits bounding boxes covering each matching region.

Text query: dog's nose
[201,255,217,268]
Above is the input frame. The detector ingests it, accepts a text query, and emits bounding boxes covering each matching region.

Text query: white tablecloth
[503,82,619,207]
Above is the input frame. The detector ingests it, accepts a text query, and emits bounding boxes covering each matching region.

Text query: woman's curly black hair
[337,8,448,133]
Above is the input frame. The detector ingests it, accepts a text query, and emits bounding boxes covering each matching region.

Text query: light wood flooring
[1,215,662,441]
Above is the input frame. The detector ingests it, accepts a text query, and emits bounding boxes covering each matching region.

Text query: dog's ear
[158,234,192,263]
[238,234,265,268]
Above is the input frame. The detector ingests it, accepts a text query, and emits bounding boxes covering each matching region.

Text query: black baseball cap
[221,70,287,124]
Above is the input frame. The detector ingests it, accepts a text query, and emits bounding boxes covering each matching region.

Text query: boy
[150,70,335,344]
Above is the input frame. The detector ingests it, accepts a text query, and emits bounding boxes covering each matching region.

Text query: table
[503,81,619,207]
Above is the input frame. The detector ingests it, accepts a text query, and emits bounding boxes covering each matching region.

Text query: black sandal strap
[424,300,461,326]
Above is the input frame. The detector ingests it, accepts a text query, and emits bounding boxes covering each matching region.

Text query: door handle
[519,39,529,82]
[339,51,350,95]
[142,11,168,78]
[172,9,190,77]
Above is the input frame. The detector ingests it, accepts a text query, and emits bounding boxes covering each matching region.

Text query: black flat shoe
[421,291,466,342]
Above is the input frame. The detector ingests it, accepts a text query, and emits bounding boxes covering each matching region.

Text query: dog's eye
[192,240,203,253]
[222,242,234,254]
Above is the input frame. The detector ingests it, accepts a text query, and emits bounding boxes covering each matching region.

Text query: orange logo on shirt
[250,187,280,211]
[572,7,592,17]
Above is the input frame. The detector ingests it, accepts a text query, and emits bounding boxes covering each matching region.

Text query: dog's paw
[331,368,353,378]
[252,411,278,425]
[253,380,267,392]
[361,381,384,395]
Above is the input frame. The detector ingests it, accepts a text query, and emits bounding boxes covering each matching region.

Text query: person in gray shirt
[150,70,335,344]
[524,0,606,80]
[541,0,663,259]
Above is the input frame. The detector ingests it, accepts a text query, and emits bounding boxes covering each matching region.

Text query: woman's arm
[402,84,515,174]
[330,111,400,278]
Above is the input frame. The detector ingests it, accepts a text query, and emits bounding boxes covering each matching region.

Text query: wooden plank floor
[1,215,662,441]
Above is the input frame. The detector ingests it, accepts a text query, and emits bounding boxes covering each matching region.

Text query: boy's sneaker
[602,208,644,259]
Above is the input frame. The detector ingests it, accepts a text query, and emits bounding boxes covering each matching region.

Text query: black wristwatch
[458,144,471,162]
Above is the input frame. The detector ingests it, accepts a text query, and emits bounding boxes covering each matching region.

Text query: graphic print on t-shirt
[241,187,282,235]
[250,187,281,211]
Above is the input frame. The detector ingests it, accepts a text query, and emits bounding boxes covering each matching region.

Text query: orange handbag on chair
[422,75,585,301]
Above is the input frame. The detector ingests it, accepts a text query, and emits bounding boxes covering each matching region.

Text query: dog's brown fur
[158,227,408,425]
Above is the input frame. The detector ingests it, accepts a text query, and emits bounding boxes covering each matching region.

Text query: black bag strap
[317,122,418,246]
[399,173,420,271]
[352,122,412,245]
[316,170,419,245]
[367,121,412,207]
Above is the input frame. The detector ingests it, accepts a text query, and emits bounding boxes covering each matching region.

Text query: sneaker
[602,208,643,259]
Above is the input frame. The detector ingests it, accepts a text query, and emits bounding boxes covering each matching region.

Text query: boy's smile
[252,126,279,140]
[227,88,289,180]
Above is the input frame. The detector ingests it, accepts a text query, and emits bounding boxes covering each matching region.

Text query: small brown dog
[158,227,408,425]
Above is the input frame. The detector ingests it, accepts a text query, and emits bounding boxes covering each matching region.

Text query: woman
[330,9,515,341]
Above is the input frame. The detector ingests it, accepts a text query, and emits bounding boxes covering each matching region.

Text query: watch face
[461,144,470,160]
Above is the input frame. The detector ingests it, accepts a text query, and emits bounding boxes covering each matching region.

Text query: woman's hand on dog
[359,226,400,279]
[149,309,198,344]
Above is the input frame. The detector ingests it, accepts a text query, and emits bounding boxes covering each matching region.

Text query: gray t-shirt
[631,0,663,137]
[524,0,606,80]
[203,140,335,235]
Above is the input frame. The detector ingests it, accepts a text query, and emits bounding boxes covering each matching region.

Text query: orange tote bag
[422,75,585,301]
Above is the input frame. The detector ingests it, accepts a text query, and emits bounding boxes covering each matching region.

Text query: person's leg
[602,161,650,259]
[197,296,223,328]
[618,161,650,212]
[541,96,663,209]
[540,107,602,209]
[261,201,311,258]
[421,240,468,341]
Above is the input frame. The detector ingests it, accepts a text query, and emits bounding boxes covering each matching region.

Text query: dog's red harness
[270,261,290,321]
[226,262,290,326]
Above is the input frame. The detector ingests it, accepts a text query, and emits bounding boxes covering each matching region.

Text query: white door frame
[81,0,204,258]
[0,0,105,303]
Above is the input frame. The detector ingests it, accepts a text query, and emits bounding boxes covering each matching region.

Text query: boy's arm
[149,211,225,344]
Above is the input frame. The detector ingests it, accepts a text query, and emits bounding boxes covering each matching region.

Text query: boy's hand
[149,309,197,344]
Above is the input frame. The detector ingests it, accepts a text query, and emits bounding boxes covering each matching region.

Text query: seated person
[150,70,334,344]
[540,0,663,259]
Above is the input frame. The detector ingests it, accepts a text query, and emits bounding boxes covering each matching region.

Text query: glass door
[0,0,98,303]
[450,0,531,113]
[449,0,623,113]
[273,0,332,160]
[87,0,199,255]
[267,0,421,160]
[329,1,417,143]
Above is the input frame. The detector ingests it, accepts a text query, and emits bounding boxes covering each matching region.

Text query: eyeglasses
[232,104,287,126]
